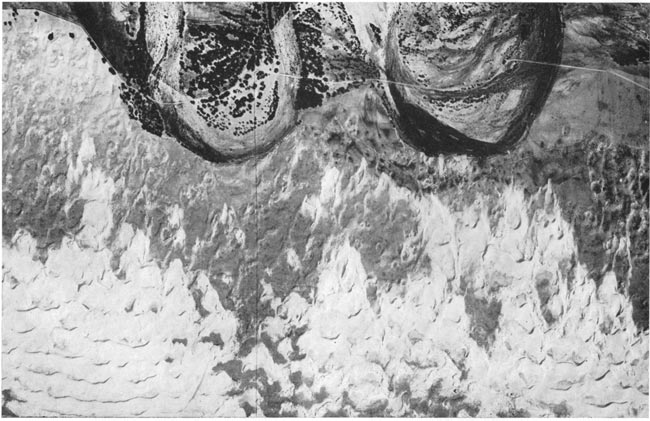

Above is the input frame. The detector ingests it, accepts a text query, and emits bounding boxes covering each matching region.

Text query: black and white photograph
[1,1,649,417]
